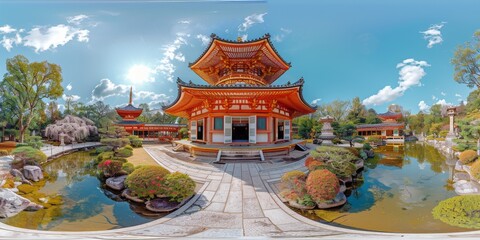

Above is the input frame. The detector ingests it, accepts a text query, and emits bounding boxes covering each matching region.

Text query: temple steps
[216,150,264,163]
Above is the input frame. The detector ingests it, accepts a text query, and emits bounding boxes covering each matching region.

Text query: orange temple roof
[189,34,291,86]
[163,78,315,118]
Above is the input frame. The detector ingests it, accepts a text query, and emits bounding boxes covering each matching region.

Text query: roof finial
[129,86,133,105]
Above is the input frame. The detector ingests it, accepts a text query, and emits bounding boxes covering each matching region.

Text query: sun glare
[126,64,154,83]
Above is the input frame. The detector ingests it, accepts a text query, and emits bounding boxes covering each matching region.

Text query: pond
[294,143,471,233]
[1,151,169,231]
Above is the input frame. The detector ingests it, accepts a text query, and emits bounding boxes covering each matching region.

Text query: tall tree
[46,101,61,123]
[138,103,152,123]
[347,97,367,124]
[317,100,350,122]
[0,55,63,142]
[452,30,480,89]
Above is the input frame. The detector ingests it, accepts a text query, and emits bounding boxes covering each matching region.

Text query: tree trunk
[18,115,24,143]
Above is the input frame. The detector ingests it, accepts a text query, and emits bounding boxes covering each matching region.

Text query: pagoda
[163,34,316,145]
[356,111,404,143]
[115,87,186,140]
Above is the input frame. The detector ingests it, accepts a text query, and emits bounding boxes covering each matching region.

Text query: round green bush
[124,165,171,199]
[470,160,480,180]
[95,146,113,154]
[432,195,480,229]
[11,146,47,166]
[124,145,133,151]
[280,170,306,192]
[122,162,135,174]
[115,148,133,158]
[306,169,340,203]
[459,150,478,164]
[97,151,114,162]
[163,172,196,202]
[128,135,143,148]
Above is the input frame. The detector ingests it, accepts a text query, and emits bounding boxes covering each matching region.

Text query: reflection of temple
[163,34,316,145]
[115,87,186,140]
[356,111,404,143]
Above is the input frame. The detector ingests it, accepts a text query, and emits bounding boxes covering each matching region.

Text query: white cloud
[238,13,267,32]
[155,33,189,82]
[134,91,169,101]
[432,95,437,100]
[240,34,248,42]
[23,24,89,52]
[1,33,22,51]
[67,14,88,25]
[273,27,292,42]
[196,34,210,46]
[441,91,446,96]
[455,93,462,98]
[66,83,72,91]
[62,94,81,102]
[178,20,190,24]
[0,25,17,34]
[311,98,322,105]
[435,99,452,106]
[418,100,430,112]
[420,22,445,48]
[91,78,130,101]
[363,59,430,106]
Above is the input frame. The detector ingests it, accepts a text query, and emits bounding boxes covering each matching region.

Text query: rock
[17,184,35,194]
[0,188,31,218]
[105,175,127,191]
[10,169,32,185]
[47,195,63,205]
[145,197,186,213]
[454,180,480,195]
[316,192,347,209]
[24,202,44,211]
[38,197,48,203]
[23,165,43,182]
[454,172,471,182]
[365,150,375,158]
[122,189,144,203]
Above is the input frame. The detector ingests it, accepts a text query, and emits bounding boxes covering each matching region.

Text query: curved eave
[163,78,316,118]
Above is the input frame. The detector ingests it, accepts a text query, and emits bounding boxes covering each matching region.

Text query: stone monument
[446,106,457,141]
[318,115,335,145]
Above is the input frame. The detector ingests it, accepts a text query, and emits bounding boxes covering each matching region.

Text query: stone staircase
[216,150,264,163]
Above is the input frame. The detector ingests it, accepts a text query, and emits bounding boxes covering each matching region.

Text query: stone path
[1,144,480,239]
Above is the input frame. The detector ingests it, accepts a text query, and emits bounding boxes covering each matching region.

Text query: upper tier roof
[189,34,291,86]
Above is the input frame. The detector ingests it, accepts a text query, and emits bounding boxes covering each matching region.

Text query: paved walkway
[1,144,480,239]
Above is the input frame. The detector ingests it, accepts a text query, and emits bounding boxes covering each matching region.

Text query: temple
[356,111,404,143]
[115,87,186,141]
[163,34,316,145]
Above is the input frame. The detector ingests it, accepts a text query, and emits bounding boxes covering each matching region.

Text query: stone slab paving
[2,144,480,239]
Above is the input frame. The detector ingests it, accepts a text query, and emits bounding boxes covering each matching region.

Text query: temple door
[249,116,256,144]
[284,120,290,140]
[190,121,197,141]
[224,116,232,143]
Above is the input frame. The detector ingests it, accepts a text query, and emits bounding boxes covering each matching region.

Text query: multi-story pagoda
[163,34,316,145]
[115,87,186,140]
[356,111,404,143]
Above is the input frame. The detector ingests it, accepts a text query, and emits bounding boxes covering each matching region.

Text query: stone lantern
[446,106,457,141]
[318,115,335,145]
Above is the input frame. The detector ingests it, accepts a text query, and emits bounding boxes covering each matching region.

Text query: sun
[126,64,155,83]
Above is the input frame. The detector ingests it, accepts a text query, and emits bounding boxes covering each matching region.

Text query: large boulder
[106,175,127,191]
[9,169,32,185]
[23,165,43,182]
[0,188,31,218]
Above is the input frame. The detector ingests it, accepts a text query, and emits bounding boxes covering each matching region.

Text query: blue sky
[0,0,479,114]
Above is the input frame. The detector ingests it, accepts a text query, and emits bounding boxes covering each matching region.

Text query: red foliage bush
[307,161,324,171]
[98,159,124,177]
[306,169,340,202]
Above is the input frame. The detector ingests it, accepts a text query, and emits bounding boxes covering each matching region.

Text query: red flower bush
[124,165,171,199]
[306,169,340,202]
[98,159,124,177]
[305,156,316,167]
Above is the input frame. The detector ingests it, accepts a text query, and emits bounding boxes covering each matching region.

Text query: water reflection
[1,151,165,231]
[296,143,471,233]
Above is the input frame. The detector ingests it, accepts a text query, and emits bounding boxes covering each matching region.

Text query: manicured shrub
[459,150,478,164]
[323,159,357,177]
[128,135,142,148]
[124,145,133,151]
[25,135,43,149]
[0,150,9,156]
[359,150,368,160]
[306,169,340,202]
[281,170,306,190]
[95,146,113,154]
[11,146,47,168]
[362,143,372,151]
[297,194,316,207]
[432,195,480,229]
[124,165,171,199]
[304,156,316,167]
[98,159,124,177]
[97,151,114,162]
[122,162,135,174]
[101,138,130,151]
[307,161,324,171]
[163,172,196,202]
[115,148,133,158]
[332,138,342,144]
[470,160,480,180]
[345,147,360,157]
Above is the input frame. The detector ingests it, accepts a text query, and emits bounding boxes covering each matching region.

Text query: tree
[317,100,350,122]
[46,101,61,123]
[346,97,367,124]
[466,89,480,113]
[138,103,151,123]
[0,55,63,142]
[457,111,480,155]
[365,108,382,124]
[452,30,480,89]
[293,116,320,139]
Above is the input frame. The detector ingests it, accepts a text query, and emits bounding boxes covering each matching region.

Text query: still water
[297,143,471,233]
[1,151,166,231]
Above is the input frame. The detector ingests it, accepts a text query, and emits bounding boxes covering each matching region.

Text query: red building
[356,111,404,142]
[115,87,186,140]
[163,34,316,145]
